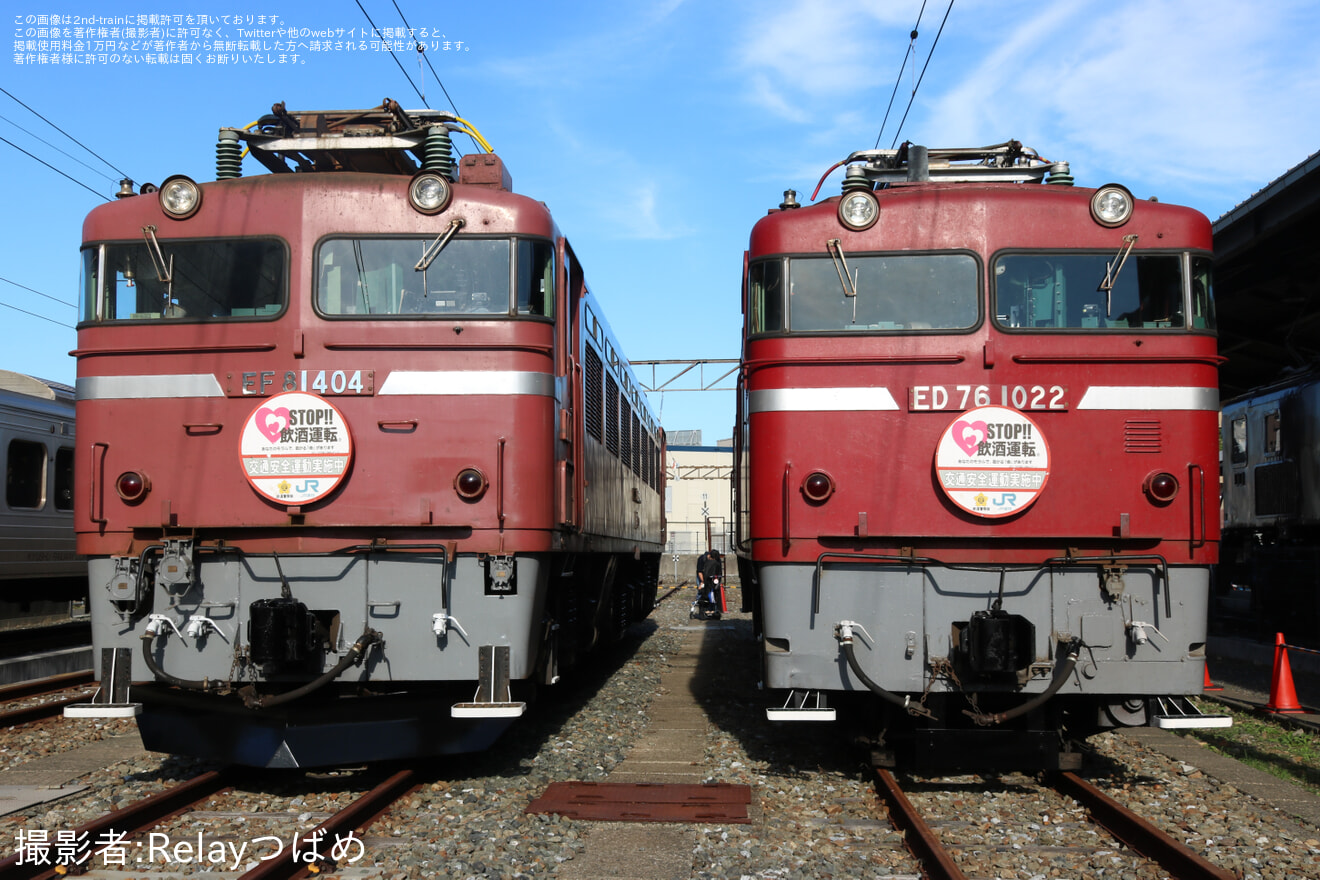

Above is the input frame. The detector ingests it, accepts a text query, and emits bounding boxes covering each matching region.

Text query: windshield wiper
[141,225,175,315]
[1099,233,1138,316]
[415,218,466,272]
[826,238,857,298]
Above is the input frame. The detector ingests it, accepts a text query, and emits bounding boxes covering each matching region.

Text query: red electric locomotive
[73,102,664,767]
[734,143,1224,769]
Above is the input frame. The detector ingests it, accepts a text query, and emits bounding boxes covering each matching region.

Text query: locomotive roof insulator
[216,129,243,181]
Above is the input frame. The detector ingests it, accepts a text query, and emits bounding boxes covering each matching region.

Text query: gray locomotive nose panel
[89,553,548,684]
[759,561,1208,696]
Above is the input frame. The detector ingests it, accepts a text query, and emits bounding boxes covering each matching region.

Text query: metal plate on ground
[526,781,752,823]
[0,784,88,817]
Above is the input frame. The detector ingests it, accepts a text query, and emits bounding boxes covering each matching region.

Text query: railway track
[870,766,1237,880]
[0,671,94,728]
[0,766,420,880]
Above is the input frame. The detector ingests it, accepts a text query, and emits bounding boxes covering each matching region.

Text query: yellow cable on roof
[453,116,493,153]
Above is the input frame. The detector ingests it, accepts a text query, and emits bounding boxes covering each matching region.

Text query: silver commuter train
[0,369,85,629]
[1220,368,1320,642]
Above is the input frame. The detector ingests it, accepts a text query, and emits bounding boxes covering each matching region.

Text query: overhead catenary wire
[0,134,111,202]
[0,298,75,330]
[888,0,956,149]
[388,0,485,155]
[352,0,429,108]
[0,275,75,309]
[1,86,130,180]
[874,1,928,150]
[0,113,119,185]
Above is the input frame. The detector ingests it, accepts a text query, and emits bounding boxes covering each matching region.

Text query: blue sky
[5,0,1319,443]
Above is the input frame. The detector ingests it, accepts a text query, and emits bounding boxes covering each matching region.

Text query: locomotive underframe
[88,547,658,766]
[758,561,1209,707]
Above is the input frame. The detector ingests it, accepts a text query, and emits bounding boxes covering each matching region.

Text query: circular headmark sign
[934,405,1050,518]
[240,392,353,505]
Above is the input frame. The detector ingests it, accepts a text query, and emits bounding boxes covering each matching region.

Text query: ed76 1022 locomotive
[734,143,1224,769]
[74,102,664,768]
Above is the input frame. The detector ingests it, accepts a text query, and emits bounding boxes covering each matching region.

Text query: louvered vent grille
[606,375,619,455]
[620,400,633,470]
[1255,461,1299,517]
[584,346,603,441]
[631,413,642,476]
[641,431,651,486]
[1124,419,1161,453]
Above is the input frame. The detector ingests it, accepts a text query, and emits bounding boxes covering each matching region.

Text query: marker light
[802,471,835,503]
[455,467,488,500]
[1144,471,1179,504]
[116,470,150,503]
[837,190,879,231]
[409,172,453,215]
[158,175,202,219]
[1090,183,1134,228]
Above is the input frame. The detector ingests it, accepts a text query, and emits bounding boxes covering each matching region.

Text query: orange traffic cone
[1266,632,1304,714]
[1203,662,1223,692]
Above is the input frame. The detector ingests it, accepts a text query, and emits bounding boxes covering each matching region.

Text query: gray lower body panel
[759,560,1210,697]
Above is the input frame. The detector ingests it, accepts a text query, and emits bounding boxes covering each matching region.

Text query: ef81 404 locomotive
[735,143,1224,769]
[74,102,664,768]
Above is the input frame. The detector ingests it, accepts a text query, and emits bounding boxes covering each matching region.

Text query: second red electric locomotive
[735,143,1225,768]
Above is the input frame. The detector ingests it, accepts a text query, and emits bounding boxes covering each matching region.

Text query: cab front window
[80,239,286,323]
[992,252,1213,331]
[785,252,978,332]
[317,236,554,318]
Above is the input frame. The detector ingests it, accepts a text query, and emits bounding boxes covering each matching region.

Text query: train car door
[557,240,584,529]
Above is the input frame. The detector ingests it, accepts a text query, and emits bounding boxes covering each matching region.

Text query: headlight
[158,175,202,219]
[837,190,879,231]
[409,172,453,215]
[1090,183,1134,228]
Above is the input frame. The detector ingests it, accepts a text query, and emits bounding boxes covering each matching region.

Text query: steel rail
[0,769,235,880]
[0,694,90,729]
[870,768,968,880]
[0,670,93,702]
[1051,771,1236,880]
[238,768,421,880]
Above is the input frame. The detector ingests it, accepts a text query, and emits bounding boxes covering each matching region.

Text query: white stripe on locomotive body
[1075,386,1219,411]
[77,374,225,400]
[377,371,555,397]
[749,387,900,413]
[76,371,558,400]
[748,385,1218,413]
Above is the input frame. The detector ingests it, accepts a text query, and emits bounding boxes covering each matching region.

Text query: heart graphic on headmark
[255,406,291,442]
[952,419,988,456]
